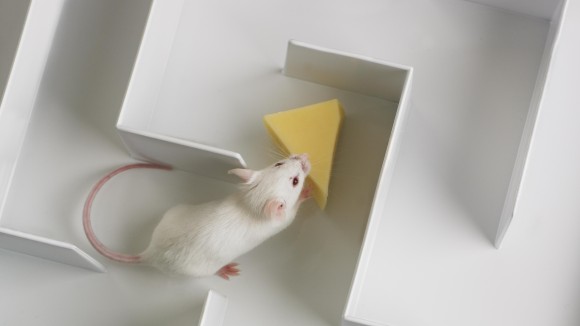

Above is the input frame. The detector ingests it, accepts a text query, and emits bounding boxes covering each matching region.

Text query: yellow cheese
[263,99,344,209]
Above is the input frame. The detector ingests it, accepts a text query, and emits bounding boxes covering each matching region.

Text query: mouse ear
[228,168,256,184]
[264,198,286,219]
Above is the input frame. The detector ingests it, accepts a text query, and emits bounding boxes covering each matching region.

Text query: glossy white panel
[198,290,228,326]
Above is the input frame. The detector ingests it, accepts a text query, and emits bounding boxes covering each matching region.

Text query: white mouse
[83,154,312,279]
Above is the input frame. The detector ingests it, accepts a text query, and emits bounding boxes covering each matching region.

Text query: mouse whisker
[271,142,290,157]
[266,146,286,159]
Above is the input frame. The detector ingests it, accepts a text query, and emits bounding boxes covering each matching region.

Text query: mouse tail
[83,162,172,263]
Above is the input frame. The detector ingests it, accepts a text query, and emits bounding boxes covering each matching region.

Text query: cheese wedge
[263,99,344,209]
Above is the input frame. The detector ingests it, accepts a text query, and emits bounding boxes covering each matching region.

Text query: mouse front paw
[216,263,240,280]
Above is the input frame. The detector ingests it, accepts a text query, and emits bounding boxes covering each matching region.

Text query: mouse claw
[216,263,240,280]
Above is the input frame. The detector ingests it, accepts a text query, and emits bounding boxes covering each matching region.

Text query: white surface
[198,290,228,326]
[0,227,105,272]
[0,0,63,218]
[117,127,248,183]
[496,0,567,247]
[469,0,560,19]
[0,0,30,98]
[283,40,409,102]
[282,40,414,326]
[0,0,102,271]
[117,0,247,181]
[347,1,580,325]
[1,0,579,326]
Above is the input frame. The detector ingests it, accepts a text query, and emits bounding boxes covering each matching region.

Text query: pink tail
[83,162,172,263]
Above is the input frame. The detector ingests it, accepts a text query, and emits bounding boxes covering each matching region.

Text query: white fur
[140,155,310,276]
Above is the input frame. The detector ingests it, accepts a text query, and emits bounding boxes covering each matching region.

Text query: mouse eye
[274,162,284,167]
[292,176,299,187]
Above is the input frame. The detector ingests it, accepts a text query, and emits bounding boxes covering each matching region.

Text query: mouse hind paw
[216,263,240,280]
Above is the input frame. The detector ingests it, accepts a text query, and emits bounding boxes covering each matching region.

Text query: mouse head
[228,154,311,220]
